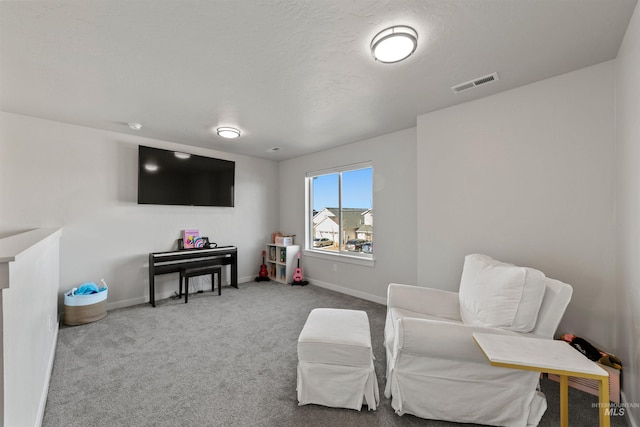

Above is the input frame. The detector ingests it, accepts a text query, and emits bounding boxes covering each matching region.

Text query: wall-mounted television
[137,145,235,207]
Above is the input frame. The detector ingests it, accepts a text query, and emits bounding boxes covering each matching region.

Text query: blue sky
[312,168,372,210]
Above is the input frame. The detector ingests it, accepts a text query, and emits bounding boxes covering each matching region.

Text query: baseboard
[105,276,254,311]
[105,276,380,311]
[36,315,59,427]
[107,295,155,310]
[307,278,386,305]
[238,275,254,285]
[621,390,639,427]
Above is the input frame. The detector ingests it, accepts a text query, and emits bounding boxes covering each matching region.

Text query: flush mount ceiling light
[370,25,418,63]
[128,122,142,131]
[216,127,241,139]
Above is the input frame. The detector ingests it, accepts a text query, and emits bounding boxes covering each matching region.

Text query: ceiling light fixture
[370,25,418,63]
[128,122,142,131]
[216,127,241,139]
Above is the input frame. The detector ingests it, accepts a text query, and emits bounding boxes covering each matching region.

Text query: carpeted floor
[43,281,625,427]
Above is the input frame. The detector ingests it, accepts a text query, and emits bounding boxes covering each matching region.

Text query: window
[306,162,373,260]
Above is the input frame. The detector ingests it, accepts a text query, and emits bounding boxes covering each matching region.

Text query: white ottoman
[297,308,379,411]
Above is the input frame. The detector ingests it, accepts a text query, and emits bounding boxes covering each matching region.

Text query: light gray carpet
[43,282,625,427]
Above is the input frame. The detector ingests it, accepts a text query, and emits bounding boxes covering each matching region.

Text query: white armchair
[384,254,573,427]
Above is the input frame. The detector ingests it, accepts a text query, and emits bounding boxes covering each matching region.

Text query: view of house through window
[308,164,373,257]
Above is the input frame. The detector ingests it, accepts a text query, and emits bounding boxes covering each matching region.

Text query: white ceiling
[1,0,637,160]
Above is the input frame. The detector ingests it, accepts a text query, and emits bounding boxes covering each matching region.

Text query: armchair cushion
[459,254,546,333]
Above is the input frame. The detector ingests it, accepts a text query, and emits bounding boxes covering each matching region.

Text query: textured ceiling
[1,0,637,160]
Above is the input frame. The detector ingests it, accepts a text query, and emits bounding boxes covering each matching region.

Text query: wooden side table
[473,333,610,427]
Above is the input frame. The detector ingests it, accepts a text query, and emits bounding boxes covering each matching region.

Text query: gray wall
[416,61,616,350]
[0,112,279,308]
[278,128,418,304]
[615,2,640,423]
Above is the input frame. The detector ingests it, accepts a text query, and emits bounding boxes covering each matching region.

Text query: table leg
[599,377,610,427]
[560,375,569,427]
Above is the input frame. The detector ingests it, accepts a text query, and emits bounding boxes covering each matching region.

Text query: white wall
[615,1,640,424]
[1,228,61,427]
[416,62,616,349]
[0,112,279,308]
[278,128,417,303]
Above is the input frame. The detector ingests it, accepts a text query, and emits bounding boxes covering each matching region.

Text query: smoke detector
[451,72,499,94]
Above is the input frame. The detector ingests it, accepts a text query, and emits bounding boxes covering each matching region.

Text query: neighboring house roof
[316,208,369,230]
[356,224,373,233]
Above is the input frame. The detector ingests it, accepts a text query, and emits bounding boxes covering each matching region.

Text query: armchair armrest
[387,283,461,321]
[395,317,523,364]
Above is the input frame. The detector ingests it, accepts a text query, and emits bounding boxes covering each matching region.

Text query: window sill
[303,249,375,267]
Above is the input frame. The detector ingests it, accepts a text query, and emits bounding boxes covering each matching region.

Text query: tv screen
[137,145,235,207]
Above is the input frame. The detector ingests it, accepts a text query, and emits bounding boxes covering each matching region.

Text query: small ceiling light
[128,122,142,131]
[370,25,418,63]
[144,163,158,172]
[174,152,191,159]
[216,127,241,139]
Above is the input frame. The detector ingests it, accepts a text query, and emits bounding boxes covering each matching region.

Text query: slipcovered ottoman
[297,308,379,411]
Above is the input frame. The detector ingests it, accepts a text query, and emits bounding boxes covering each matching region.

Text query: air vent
[451,72,499,94]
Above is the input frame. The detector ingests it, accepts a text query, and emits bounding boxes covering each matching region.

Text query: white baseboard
[238,275,254,285]
[307,277,386,305]
[621,390,639,427]
[107,295,150,310]
[36,316,59,427]
[105,276,386,310]
[106,276,254,311]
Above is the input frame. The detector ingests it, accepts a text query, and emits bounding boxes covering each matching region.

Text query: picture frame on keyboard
[178,237,212,250]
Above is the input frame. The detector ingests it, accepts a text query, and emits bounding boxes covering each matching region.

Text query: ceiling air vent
[451,72,499,94]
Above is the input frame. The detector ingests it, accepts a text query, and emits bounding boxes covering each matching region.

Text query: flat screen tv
[137,145,235,207]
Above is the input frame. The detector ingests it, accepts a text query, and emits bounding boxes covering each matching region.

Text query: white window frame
[305,161,374,267]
